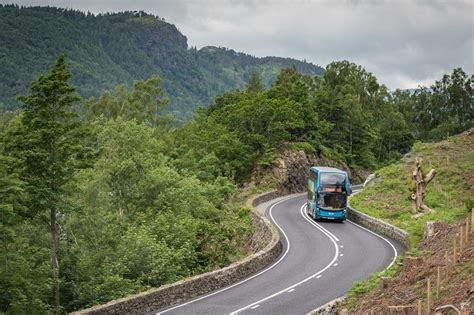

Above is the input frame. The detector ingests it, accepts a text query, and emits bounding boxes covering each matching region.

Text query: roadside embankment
[346,215,473,314]
[334,131,474,314]
[71,191,282,315]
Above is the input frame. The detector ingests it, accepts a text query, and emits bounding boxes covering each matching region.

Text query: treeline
[0,56,472,313]
[174,62,472,182]
[394,68,473,141]
[0,5,323,120]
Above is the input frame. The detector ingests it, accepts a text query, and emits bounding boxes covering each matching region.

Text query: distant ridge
[0,5,324,119]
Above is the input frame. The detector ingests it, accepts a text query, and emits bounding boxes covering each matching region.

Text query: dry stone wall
[346,205,410,248]
[70,191,282,315]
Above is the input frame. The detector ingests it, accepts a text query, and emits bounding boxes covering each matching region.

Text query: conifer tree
[246,71,263,93]
[4,55,86,314]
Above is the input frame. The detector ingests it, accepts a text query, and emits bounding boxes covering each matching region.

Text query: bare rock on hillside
[273,150,369,194]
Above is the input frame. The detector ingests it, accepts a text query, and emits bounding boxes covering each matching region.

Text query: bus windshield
[318,172,347,210]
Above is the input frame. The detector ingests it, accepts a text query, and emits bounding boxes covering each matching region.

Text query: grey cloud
[1,0,472,89]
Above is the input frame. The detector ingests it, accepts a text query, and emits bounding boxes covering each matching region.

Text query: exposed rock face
[273,150,312,194]
[273,150,370,194]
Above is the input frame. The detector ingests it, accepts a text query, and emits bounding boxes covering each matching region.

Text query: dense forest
[0,5,323,120]
[0,51,471,313]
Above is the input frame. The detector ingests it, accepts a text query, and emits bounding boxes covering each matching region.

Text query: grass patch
[351,131,473,248]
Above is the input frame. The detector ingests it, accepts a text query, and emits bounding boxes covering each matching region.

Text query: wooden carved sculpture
[411,157,436,214]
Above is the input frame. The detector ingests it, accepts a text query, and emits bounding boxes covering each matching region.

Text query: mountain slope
[0,5,324,119]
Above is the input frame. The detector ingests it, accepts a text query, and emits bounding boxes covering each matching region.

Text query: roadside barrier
[346,205,410,248]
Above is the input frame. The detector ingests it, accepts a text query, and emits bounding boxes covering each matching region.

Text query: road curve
[154,194,405,315]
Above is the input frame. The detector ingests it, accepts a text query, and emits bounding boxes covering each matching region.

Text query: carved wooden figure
[411,157,436,213]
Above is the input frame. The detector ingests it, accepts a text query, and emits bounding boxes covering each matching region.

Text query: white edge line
[312,219,340,242]
[346,220,398,270]
[229,204,339,315]
[157,194,296,314]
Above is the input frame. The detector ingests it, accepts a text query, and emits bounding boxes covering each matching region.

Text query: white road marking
[340,253,344,257]
[340,245,344,248]
[250,305,260,310]
[346,220,398,270]
[229,204,339,315]
[334,263,338,266]
[310,220,340,242]
[156,195,299,314]
[287,288,295,293]
[316,275,322,279]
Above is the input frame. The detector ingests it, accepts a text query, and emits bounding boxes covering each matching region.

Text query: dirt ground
[346,216,473,315]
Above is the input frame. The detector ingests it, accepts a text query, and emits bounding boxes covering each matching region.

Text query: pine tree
[246,71,263,93]
[4,55,86,314]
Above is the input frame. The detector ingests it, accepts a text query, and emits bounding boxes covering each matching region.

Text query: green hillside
[345,130,473,312]
[351,130,474,248]
[0,5,323,119]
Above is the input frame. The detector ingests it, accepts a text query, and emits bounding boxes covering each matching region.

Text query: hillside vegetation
[0,5,323,119]
[346,216,473,313]
[345,130,473,312]
[351,130,474,248]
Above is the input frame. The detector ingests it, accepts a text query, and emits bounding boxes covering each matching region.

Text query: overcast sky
[2,0,473,89]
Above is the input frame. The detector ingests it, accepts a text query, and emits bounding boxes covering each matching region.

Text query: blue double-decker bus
[307,167,351,222]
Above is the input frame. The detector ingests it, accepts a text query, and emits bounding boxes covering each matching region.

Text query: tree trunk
[411,158,436,214]
[50,208,60,314]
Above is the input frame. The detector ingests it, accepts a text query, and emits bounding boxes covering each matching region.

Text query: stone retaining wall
[251,190,280,207]
[71,191,282,315]
[347,205,410,248]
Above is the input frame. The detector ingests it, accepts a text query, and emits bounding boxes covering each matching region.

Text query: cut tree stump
[411,157,436,214]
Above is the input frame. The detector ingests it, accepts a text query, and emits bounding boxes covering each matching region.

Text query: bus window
[318,193,346,210]
[318,173,347,210]
[320,173,346,187]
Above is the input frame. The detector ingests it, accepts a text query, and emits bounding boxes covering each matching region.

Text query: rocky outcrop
[273,150,370,194]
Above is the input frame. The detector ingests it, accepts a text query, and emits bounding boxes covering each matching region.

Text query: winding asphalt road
[154,192,405,315]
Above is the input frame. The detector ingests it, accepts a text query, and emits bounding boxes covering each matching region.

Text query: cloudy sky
[2,0,473,89]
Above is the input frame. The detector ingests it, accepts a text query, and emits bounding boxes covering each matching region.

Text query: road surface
[155,193,404,315]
